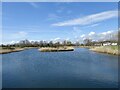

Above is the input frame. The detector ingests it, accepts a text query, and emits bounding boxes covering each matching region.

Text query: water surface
[2,48,118,88]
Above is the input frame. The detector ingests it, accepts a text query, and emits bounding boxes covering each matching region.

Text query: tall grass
[90,46,120,55]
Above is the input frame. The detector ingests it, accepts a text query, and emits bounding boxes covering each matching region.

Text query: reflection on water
[2,48,118,88]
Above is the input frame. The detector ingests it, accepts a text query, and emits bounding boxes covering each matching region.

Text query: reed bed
[90,46,120,55]
[39,46,74,52]
[0,48,25,54]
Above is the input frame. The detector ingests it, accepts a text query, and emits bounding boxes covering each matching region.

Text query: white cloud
[80,34,85,38]
[10,41,16,44]
[101,30,113,35]
[88,23,99,27]
[18,31,28,36]
[54,37,61,41]
[52,37,62,43]
[9,41,19,44]
[88,32,95,36]
[29,2,39,8]
[52,10,117,26]
[66,38,70,41]
[2,40,19,45]
[98,30,118,41]
[78,29,118,43]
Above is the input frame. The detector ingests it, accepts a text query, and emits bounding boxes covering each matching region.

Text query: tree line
[1,39,80,48]
[1,30,119,49]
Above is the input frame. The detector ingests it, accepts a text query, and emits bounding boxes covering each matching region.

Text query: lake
[2,48,118,88]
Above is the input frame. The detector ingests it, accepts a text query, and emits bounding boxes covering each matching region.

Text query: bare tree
[83,38,92,46]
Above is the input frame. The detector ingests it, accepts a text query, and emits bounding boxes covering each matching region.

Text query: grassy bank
[0,47,39,54]
[89,46,120,55]
[39,46,74,52]
[0,47,27,54]
[0,46,74,54]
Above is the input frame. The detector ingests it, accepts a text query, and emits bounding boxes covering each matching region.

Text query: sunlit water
[2,48,118,88]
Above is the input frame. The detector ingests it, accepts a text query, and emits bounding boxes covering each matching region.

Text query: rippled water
[2,48,118,88]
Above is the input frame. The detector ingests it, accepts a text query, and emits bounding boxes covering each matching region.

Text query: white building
[103,42,111,46]
[103,42,117,46]
[111,43,117,46]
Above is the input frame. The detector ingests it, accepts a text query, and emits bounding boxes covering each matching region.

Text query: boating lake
[1,48,118,88]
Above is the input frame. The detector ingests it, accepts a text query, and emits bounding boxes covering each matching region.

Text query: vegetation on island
[39,46,74,52]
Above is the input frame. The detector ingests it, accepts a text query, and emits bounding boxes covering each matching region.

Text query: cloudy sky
[2,2,118,44]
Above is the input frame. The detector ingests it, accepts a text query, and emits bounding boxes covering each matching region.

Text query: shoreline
[0,47,38,54]
[0,48,26,54]
[81,46,120,56]
[0,46,74,54]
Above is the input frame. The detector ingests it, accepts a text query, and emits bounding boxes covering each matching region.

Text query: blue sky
[2,2,118,44]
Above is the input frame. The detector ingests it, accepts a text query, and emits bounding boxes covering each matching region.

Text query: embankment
[89,46,120,55]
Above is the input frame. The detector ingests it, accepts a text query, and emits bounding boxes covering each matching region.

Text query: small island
[39,46,74,52]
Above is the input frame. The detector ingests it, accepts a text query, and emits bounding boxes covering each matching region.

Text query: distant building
[92,41,102,46]
[102,41,117,46]
[93,40,118,46]
[111,43,117,46]
[94,43,102,46]
[103,42,111,46]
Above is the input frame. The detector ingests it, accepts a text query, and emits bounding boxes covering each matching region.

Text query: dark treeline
[1,39,80,48]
